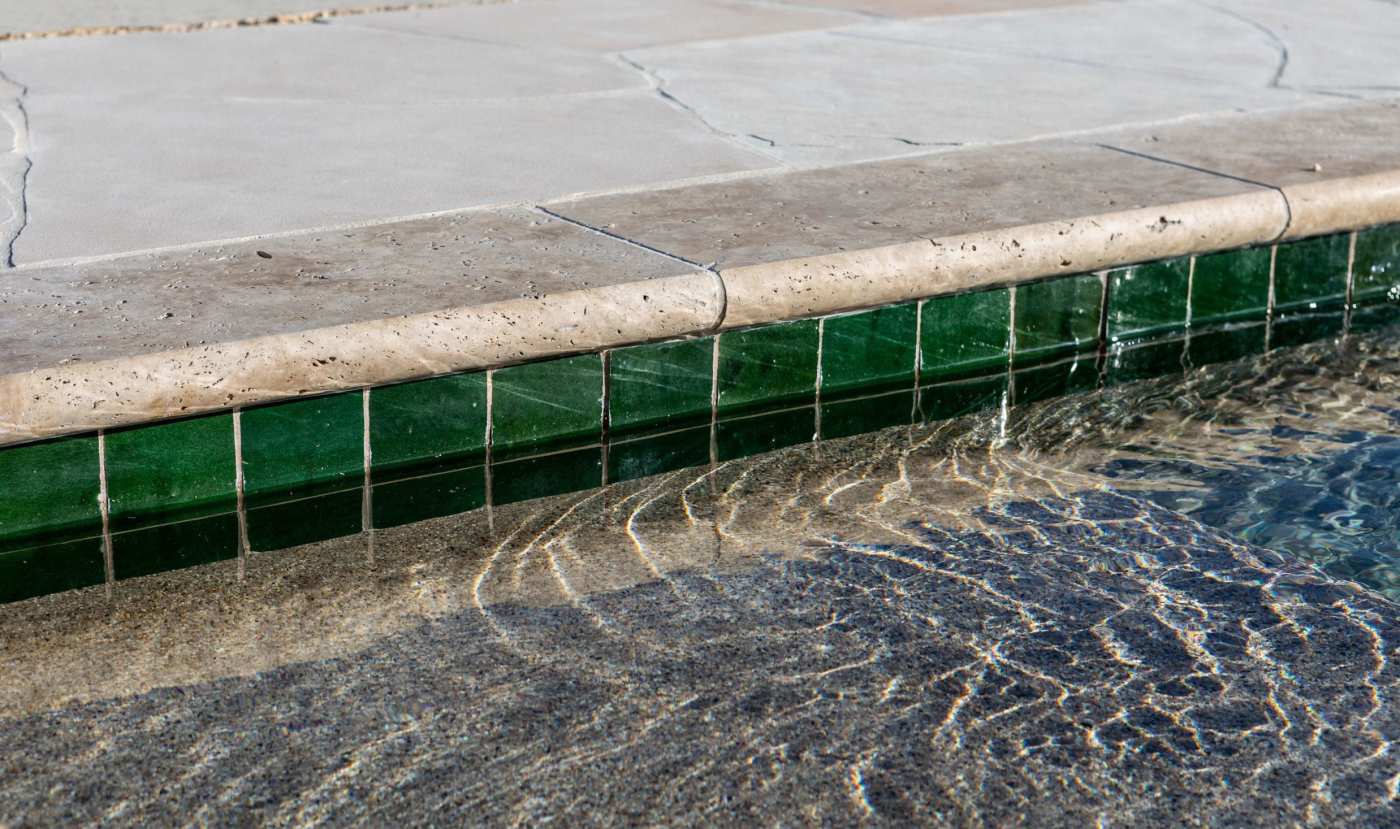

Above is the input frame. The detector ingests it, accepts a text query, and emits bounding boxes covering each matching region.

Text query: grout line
[600,351,611,487]
[1344,230,1358,334]
[709,335,721,466]
[813,318,825,441]
[533,205,713,272]
[1095,270,1111,383]
[1185,256,1196,332]
[484,369,495,532]
[362,387,375,564]
[1266,244,1278,351]
[912,299,924,421]
[96,429,114,596]
[232,408,249,576]
[1006,285,1019,407]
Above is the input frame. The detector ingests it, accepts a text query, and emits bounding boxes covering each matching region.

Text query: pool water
[0,323,1397,826]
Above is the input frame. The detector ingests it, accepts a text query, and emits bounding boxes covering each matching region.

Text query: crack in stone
[614,53,790,166]
[0,57,31,269]
[1198,2,1289,88]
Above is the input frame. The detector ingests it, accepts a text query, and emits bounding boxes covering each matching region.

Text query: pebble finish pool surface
[1,324,1399,826]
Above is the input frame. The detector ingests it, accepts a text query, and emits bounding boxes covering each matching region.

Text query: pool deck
[2,0,1400,441]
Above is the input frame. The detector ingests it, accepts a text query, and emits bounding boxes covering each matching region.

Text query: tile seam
[1265,244,1279,351]
[814,318,825,441]
[600,351,611,487]
[96,429,113,595]
[362,387,374,563]
[912,299,924,421]
[709,336,720,467]
[1344,230,1358,333]
[232,408,248,578]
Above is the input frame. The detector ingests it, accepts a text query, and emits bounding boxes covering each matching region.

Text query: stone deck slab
[3,0,1396,265]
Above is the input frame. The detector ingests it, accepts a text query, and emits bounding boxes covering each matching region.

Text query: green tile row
[2,227,1396,603]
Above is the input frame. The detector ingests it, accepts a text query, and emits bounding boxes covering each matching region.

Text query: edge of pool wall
[1,170,1399,603]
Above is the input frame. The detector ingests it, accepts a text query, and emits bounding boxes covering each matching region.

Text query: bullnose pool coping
[2,101,1400,446]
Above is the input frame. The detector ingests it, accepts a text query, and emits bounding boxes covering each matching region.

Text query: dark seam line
[534,205,713,271]
[1095,143,1294,239]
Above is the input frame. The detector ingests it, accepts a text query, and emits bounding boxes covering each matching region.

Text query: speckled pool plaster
[1,224,1397,604]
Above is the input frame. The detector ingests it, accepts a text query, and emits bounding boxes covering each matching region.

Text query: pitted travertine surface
[545,136,1279,271]
[2,335,1398,826]
[0,207,698,375]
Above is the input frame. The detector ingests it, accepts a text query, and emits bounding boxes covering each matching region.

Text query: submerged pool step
[2,225,1398,604]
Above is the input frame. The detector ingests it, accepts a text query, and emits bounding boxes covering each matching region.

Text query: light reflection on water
[1,326,1398,826]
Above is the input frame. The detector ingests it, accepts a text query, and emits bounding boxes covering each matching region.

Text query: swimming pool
[1,320,1396,826]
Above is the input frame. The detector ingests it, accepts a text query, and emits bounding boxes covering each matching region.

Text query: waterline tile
[1191,247,1270,326]
[822,304,917,396]
[1013,274,1102,367]
[370,374,487,480]
[1107,258,1190,344]
[921,288,1010,382]
[717,320,818,415]
[492,355,603,459]
[609,338,714,436]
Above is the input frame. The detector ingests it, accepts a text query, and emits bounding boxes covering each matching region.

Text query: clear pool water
[1,323,1396,827]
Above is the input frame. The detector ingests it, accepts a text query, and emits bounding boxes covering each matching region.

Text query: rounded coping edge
[4,172,1399,446]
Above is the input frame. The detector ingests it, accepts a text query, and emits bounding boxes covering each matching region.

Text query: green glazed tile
[106,413,236,523]
[0,435,102,549]
[821,304,917,396]
[1274,233,1349,313]
[1188,325,1267,367]
[112,514,238,581]
[1107,258,1189,344]
[920,374,1006,423]
[1351,302,1400,334]
[246,489,362,552]
[609,338,714,436]
[493,447,602,505]
[921,288,1011,382]
[1012,353,1099,406]
[716,320,819,415]
[1191,247,1271,325]
[1271,311,1344,350]
[607,426,711,483]
[241,393,364,503]
[821,390,914,440]
[1013,274,1102,366]
[492,354,603,459]
[372,465,485,529]
[1352,224,1400,306]
[370,373,487,480]
[1106,339,1186,386]
[716,407,815,461]
[0,538,106,604]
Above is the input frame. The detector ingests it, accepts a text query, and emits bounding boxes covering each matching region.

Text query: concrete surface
[1,0,1397,264]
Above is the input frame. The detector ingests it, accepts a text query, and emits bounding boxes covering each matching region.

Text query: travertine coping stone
[4,169,1398,447]
[0,273,721,445]
[719,190,1288,328]
[1281,171,1400,241]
